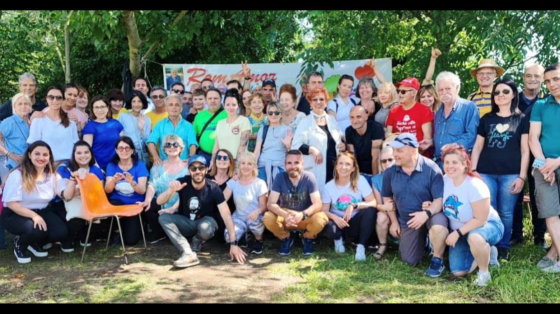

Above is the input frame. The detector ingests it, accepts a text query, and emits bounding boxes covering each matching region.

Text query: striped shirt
[467,88,492,117]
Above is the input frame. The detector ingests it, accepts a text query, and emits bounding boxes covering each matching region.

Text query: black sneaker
[238,234,248,248]
[251,240,264,255]
[497,248,510,261]
[28,242,48,257]
[13,236,31,264]
[60,240,75,253]
[147,232,167,244]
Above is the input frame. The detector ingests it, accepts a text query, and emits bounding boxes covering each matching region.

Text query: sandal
[373,243,387,260]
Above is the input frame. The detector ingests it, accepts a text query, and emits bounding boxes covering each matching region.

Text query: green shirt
[193,109,227,154]
[530,95,560,158]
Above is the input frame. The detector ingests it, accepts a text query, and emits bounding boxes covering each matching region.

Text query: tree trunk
[122,10,142,78]
[64,11,74,83]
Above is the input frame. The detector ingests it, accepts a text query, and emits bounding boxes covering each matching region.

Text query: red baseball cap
[395,77,420,91]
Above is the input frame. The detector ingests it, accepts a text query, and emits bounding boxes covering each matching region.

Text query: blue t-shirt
[106,161,149,204]
[57,162,105,181]
[271,171,319,212]
[382,156,444,227]
[83,119,124,169]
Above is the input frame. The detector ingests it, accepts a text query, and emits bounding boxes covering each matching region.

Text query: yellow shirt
[146,111,169,130]
[215,116,252,159]
[112,108,130,120]
[467,88,492,117]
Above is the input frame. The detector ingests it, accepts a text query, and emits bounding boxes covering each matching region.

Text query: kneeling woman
[440,144,503,287]
[1,141,70,263]
[321,152,377,261]
[104,136,149,246]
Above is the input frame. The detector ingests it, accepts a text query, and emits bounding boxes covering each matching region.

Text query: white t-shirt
[443,175,501,230]
[27,117,79,161]
[327,96,356,134]
[3,170,66,210]
[227,178,268,221]
[321,175,373,219]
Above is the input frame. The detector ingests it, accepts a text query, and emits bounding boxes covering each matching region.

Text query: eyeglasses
[267,111,281,116]
[381,158,394,164]
[477,71,496,77]
[116,146,131,152]
[312,98,326,103]
[93,106,108,110]
[164,142,180,149]
[47,95,64,101]
[172,89,185,95]
[216,155,230,161]
[152,95,165,99]
[397,89,412,95]
[189,165,206,172]
[493,89,512,96]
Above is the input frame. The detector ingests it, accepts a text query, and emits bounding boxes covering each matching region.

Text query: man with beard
[157,155,246,268]
[264,150,328,256]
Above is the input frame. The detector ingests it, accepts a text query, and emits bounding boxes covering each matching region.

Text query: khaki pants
[263,211,328,240]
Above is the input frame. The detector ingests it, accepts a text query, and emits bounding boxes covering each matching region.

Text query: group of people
[1,52,560,288]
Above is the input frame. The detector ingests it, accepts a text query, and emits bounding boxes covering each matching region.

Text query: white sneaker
[489,246,500,268]
[355,244,366,261]
[475,270,491,287]
[334,239,345,254]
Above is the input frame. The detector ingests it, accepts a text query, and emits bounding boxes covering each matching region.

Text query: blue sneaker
[279,235,294,256]
[425,257,445,277]
[302,238,314,256]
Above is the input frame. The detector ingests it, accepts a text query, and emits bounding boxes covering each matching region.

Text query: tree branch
[141,10,188,62]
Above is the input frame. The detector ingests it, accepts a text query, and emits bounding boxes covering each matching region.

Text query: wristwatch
[302,211,309,220]
[424,209,433,218]
[228,240,239,246]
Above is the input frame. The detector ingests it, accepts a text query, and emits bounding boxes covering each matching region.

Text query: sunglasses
[381,158,394,164]
[189,165,206,172]
[164,142,180,149]
[47,95,64,101]
[267,111,281,116]
[397,89,412,95]
[172,89,185,95]
[152,95,165,99]
[216,155,230,161]
[116,146,131,152]
[493,89,512,96]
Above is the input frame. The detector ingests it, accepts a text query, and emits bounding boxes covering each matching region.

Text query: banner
[163,59,392,97]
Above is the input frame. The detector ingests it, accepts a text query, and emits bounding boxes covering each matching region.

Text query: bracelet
[456,229,465,238]
[424,209,433,218]
[518,176,526,181]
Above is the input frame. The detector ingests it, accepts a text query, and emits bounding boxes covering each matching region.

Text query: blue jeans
[449,219,504,273]
[480,173,519,250]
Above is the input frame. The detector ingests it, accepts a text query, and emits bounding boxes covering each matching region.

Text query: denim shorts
[449,219,504,273]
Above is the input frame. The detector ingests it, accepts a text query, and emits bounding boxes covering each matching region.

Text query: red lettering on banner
[185,67,277,85]
[186,68,207,85]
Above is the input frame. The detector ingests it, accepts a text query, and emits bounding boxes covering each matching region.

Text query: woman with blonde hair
[223,152,268,254]
[0,93,31,170]
[321,152,377,261]
[374,82,399,128]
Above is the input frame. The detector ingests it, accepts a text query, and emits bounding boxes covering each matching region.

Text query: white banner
[163,59,392,97]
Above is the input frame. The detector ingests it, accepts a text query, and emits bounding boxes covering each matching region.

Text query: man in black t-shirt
[346,106,384,177]
[157,155,246,268]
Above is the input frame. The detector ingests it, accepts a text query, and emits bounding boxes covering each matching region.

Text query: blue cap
[389,133,419,149]
[262,79,276,88]
[188,154,207,167]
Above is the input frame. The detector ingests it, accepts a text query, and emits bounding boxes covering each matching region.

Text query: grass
[1,207,560,303]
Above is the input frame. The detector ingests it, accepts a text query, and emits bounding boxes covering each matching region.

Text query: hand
[389,223,401,239]
[158,208,175,215]
[510,178,524,194]
[540,158,560,175]
[419,139,433,151]
[407,211,429,230]
[281,129,293,148]
[366,57,376,68]
[68,112,79,124]
[30,110,45,121]
[431,48,442,59]
[136,199,152,212]
[112,172,124,182]
[422,201,432,210]
[189,107,197,115]
[230,245,247,264]
[446,230,460,248]
[337,142,346,152]
[343,206,353,222]
[332,215,349,229]
[309,147,323,165]
[247,210,261,221]
[8,153,22,164]
[153,156,163,167]
[123,172,134,185]
[32,215,47,231]
[241,60,252,78]
[169,180,187,192]
[284,212,299,228]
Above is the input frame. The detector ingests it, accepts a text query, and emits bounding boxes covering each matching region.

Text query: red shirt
[386,102,433,143]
